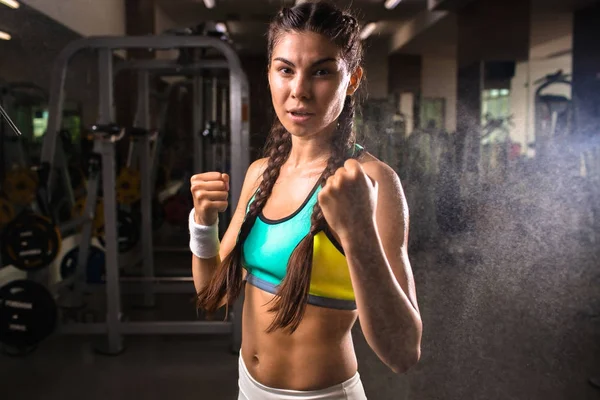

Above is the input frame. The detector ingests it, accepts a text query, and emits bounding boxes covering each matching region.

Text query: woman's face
[268,31,360,140]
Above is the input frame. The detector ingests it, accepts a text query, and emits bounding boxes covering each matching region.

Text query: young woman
[189,2,422,399]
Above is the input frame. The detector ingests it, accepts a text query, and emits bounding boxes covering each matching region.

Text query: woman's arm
[340,161,422,374]
[191,158,267,305]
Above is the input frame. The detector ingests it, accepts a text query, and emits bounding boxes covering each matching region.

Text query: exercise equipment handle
[89,124,126,142]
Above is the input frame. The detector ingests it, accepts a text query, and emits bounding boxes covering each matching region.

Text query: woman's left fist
[317,159,378,243]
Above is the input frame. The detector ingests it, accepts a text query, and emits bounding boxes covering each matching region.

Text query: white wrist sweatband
[189,209,220,259]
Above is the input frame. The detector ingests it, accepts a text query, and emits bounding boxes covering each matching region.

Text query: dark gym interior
[0,0,599,399]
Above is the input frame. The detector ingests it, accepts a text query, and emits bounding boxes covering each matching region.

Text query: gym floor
[1,239,599,400]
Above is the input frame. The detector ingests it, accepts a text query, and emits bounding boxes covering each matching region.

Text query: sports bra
[240,144,363,310]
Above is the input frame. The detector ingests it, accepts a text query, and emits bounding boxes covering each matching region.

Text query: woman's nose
[290,74,311,100]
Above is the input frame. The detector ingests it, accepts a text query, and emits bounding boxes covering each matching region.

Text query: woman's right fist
[190,172,230,226]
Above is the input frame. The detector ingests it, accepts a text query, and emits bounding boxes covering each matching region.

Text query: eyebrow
[273,57,338,68]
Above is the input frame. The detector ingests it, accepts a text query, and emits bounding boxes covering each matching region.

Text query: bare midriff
[240,282,359,391]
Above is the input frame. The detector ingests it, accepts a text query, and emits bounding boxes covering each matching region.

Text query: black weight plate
[116,211,139,253]
[1,213,61,272]
[86,247,106,283]
[97,210,140,253]
[60,246,106,283]
[0,280,58,348]
[59,247,78,280]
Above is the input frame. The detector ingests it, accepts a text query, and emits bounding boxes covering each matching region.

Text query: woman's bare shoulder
[356,151,401,185]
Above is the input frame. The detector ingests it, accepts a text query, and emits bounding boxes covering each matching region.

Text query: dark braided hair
[196,0,365,334]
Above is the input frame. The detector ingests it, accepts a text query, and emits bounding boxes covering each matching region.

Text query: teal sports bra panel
[242,181,319,287]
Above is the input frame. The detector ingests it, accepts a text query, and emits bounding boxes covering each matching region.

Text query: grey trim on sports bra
[245,273,357,311]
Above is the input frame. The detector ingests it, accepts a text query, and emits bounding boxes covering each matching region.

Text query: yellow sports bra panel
[310,230,355,301]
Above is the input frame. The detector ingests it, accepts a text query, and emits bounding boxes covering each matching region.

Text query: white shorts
[237,353,368,400]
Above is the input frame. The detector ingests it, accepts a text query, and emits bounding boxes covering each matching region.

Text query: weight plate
[0,279,58,348]
[1,213,62,271]
[116,167,141,205]
[3,168,39,205]
[0,197,15,228]
[60,246,106,284]
[97,210,140,253]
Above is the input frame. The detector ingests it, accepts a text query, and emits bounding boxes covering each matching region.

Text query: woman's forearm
[191,253,221,294]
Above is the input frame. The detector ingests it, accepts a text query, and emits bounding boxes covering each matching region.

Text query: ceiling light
[203,0,215,9]
[359,23,377,40]
[215,22,227,34]
[296,0,308,4]
[0,0,19,9]
[384,0,403,10]
[0,31,12,40]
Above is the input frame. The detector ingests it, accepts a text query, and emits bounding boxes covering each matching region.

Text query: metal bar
[73,143,101,297]
[81,282,194,294]
[122,266,192,277]
[219,81,229,232]
[239,81,251,196]
[58,321,232,335]
[0,103,23,136]
[138,69,155,308]
[120,282,193,294]
[154,246,190,253]
[119,276,192,282]
[193,75,204,174]
[115,59,229,76]
[211,76,218,171]
[231,290,244,353]
[212,76,218,121]
[98,48,124,355]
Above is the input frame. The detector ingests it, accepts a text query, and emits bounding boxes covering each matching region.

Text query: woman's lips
[288,111,314,123]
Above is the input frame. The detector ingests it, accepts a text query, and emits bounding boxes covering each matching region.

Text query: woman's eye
[279,68,293,74]
[315,70,329,76]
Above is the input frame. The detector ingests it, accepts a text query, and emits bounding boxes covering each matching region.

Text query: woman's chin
[283,123,314,137]
[282,121,334,140]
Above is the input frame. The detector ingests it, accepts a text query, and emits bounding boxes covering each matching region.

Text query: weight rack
[39,35,250,355]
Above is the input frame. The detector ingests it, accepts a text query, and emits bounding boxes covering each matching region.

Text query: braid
[195,119,291,314]
[248,122,292,220]
[266,96,361,334]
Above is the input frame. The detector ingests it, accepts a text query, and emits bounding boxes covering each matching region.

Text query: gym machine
[114,58,234,232]
[479,114,515,186]
[0,35,251,355]
[103,59,236,303]
[533,70,574,160]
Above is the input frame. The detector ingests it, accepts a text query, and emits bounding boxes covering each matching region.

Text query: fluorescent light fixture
[0,0,19,9]
[384,0,403,10]
[0,30,12,40]
[203,0,215,9]
[215,22,227,34]
[360,23,377,40]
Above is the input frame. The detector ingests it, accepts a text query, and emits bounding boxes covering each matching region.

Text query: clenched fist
[190,172,230,226]
[317,159,378,244]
